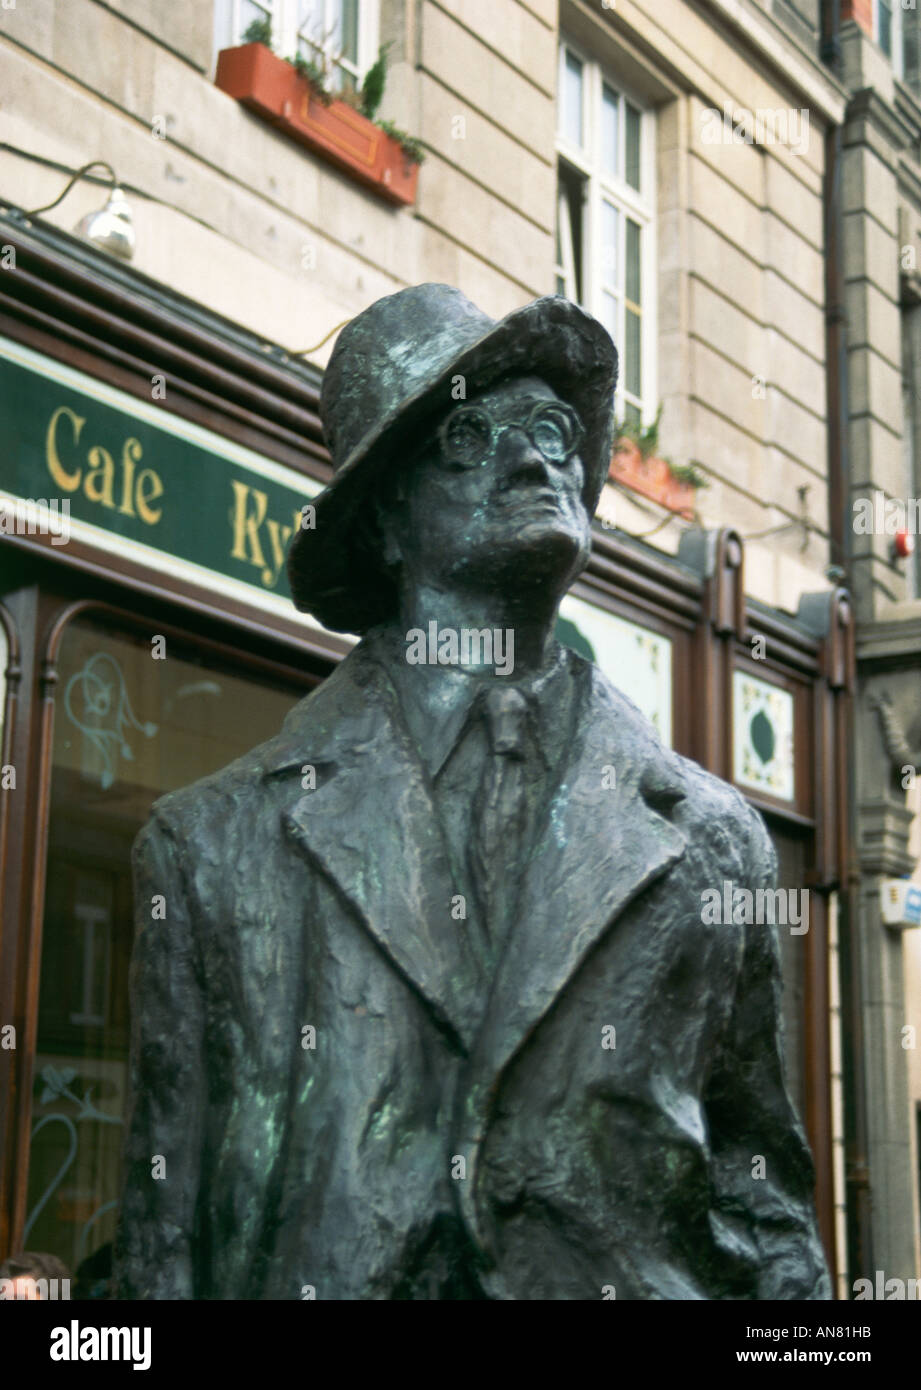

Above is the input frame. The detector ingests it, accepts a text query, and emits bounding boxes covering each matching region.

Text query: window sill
[214,43,420,208]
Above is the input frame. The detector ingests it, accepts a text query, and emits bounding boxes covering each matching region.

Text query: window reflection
[24,616,307,1288]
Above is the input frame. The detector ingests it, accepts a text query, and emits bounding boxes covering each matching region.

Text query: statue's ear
[374,489,405,571]
[373,461,413,571]
[380,521,402,570]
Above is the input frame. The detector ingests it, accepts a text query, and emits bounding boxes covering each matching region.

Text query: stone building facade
[0,0,847,611]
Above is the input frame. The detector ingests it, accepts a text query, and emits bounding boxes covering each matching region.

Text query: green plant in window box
[289,50,335,105]
[237,20,427,168]
[666,462,709,489]
[359,41,393,120]
[242,15,273,47]
[613,403,662,460]
[612,404,708,489]
[375,120,426,165]
[284,41,424,162]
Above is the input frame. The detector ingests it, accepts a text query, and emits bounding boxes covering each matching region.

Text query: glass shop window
[0,620,7,749]
[23,615,308,1294]
[765,818,810,1121]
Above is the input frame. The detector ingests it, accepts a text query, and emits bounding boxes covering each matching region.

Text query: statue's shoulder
[140,642,370,843]
[672,747,776,877]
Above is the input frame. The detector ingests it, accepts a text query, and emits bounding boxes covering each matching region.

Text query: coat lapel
[467,659,689,1089]
[268,644,485,1054]
[452,660,689,1266]
[265,643,687,1073]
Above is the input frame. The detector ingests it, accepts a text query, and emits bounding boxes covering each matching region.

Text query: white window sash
[556,187,579,300]
[558,36,657,427]
[873,0,903,75]
[283,0,378,82]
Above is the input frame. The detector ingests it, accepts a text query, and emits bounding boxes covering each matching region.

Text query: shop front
[0,212,346,1284]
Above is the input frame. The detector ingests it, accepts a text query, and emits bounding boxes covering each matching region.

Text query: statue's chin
[460,524,590,595]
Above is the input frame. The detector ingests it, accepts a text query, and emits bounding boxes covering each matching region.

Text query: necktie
[470,686,531,960]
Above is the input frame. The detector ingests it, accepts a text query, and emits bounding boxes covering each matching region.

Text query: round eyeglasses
[437,399,584,470]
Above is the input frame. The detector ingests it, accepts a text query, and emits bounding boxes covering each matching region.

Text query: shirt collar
[364,623,576,779]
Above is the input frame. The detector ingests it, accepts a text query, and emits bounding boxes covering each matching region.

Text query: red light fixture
[893,529,915,560]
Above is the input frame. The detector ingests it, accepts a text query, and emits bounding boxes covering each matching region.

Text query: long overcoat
[114,639,830,1300]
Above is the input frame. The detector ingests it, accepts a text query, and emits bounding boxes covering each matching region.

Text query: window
[875,0,904,77]
[216,0,378,93]
[556,41,655,429]
[906,7,921,89]
[23,614,311,1281]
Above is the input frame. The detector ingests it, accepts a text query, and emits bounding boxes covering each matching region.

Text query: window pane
[0,622,6,750]
[601,290,618,340]
[334,0,359,64]
[626,219,641,305]
[297,34,323,63]
[242,0,272,35]
[625,103,641,191]
[556,188,575,299]
[905,8,919,84]
[623,401,641,428]
[558,164,585,301]
[555,190,567,275]
[601,201,619,287]
[23,617,308,1285]
[879,0,893,58]
[602,85,619,177]
[561,51,584,146]
[298,0,323,30]
[297,0,324,54]
[625,308,642,396]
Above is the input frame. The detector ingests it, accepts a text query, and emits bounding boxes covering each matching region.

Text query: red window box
[215,42,420,207]
[609,438,697,518]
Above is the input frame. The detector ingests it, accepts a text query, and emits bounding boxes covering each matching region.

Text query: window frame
[556,36,657,430]
[874,0,904,77]
[14,592,320,1272]
[216,0,379,89]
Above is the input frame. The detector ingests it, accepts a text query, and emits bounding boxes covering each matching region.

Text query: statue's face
[386,375,592,599]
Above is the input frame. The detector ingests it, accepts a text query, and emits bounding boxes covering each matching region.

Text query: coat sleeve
[112,811,206,1299]
[702,802,832,1300]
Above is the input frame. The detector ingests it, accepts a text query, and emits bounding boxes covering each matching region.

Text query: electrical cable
[24,160,117,216]
[0,141,228,244]
[1,141,353,360]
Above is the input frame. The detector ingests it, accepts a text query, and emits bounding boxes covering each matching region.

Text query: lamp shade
[75,185,135,261]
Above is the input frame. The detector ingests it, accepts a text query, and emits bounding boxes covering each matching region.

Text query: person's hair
[0,1250,70,1282]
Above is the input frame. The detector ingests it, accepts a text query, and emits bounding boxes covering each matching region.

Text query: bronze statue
[114,284,830,1299]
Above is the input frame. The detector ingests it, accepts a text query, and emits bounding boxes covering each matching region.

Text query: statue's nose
[495,429,552,490]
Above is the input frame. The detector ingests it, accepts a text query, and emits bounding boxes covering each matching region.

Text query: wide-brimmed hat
[287,283,618,633]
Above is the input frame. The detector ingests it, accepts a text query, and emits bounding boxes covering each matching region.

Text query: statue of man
[114,284,830,1300]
